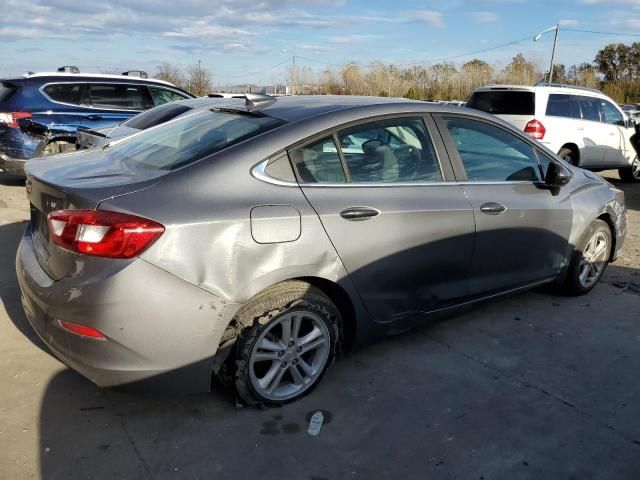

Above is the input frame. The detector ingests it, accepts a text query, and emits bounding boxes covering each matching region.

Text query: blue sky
[2,0,640,86]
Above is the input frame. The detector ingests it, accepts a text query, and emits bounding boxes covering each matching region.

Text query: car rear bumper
[16,225,241,393]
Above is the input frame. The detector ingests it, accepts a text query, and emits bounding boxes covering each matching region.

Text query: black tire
[218,280,341,407]
[562,219,612,296]
[558,147,578,166]
[618,156,640,183]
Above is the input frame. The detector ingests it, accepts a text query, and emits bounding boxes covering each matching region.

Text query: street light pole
[281,49,296,95]
[534,24,560,83]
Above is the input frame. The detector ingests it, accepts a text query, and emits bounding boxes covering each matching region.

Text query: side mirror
[545,161,572,187]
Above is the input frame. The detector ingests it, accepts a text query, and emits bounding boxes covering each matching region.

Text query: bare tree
[186,61,212,97]
[156,63,185,89]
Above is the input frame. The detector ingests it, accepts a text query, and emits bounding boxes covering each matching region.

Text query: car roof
[256,95,430,122]
[473,83,606,97]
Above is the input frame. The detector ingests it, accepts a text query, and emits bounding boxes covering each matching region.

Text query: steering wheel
[393,144,419,176]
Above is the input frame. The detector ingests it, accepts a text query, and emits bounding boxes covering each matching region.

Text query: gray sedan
[17,94,626,406]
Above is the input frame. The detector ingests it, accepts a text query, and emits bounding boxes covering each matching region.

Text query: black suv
[0,68,193,177]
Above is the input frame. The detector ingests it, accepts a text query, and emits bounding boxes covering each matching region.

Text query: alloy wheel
[578,231,609,288]
[631,156,640,180]
[248,310,331,402]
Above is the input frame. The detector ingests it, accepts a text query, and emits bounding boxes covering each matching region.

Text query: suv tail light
[0,112,32,128]
[524,119,546,140]
[47,210,164,259]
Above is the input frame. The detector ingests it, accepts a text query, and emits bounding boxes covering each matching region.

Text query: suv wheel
[619,155,640,183]
[562,219,612,295]
[558,147,578,166]
[219,280,341,406]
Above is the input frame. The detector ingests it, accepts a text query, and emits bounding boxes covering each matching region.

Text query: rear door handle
[480,202,507,215]
[340,207,380,221]
[86,115,103,121]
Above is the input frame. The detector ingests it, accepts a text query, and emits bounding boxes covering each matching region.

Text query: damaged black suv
[0,67,192,177]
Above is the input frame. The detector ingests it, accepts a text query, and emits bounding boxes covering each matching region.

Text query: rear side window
[0,82,17,103]
[546,94,580,119]
[467,91,535,115]
[148,86,190,106]
[576,96,601,122]
[43,83,83,105]
[88,84,145,110]
[123,103,192,130]
[441,116,542,182]
[289,136,347,183]
[337,117,442,183]
[103,109,283,170]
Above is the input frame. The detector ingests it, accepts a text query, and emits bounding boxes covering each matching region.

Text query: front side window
[88,84,145,110]
[43,83,83,105]
[599,99,624,126]
[441,116,542,182]
[102,110,282,170]
[289,136,347,183]
[148,86,190,106]
[576,96,601,122]
[337,117,441,183]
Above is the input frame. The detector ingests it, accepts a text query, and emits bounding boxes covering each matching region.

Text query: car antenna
[245,93,276,112]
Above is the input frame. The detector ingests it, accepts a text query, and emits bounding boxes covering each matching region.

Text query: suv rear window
[467,91,535,115]
[103,109,283,170]
[43,83,83,105]
[0,82,17,103]
[123,102,192,130]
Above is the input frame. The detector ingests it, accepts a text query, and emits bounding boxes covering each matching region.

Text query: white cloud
[559,19,579,26]
[470,11,498,23]
[409,10,445,28]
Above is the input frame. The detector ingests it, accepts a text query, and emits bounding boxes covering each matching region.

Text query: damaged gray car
[17,94,626,405]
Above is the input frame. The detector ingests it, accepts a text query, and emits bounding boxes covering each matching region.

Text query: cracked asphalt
[0,171,639,480]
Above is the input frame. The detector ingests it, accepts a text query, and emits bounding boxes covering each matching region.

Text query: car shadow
[0,172,25,186]
[32,262,640,480]
[0,220,50,354]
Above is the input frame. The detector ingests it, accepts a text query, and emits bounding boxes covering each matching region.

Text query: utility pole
[548,25,559,83]
[290,52,296,95]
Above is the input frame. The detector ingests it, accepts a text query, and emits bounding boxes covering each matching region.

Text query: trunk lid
[26,148,169,280]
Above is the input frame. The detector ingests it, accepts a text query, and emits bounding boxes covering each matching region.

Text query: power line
[564,28,640,38]
[219,57,293,79]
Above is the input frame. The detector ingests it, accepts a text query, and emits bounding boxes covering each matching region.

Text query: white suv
[467,83,640,182]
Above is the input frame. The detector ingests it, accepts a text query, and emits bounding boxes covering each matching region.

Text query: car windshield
[467,91,535,115]
[123,103,192,130]
[103,109,283,170]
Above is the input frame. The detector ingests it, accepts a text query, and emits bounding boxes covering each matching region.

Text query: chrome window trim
[38,81,185,112]
[252,158,536,188]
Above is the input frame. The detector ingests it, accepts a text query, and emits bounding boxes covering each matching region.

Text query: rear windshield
[0,82,17,103]
[123,103,192,130]
[467,91,535,115]
[103,109,283,170]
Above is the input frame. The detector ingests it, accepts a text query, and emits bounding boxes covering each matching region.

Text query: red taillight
[58,320,106,340]
[0,112,32,128]
[524,119,546,140]
[47,210,164,259]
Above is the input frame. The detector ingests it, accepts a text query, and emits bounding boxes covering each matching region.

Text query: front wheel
[220,281,341,406]
[618,155,640,183]
[562,219,612,295]
[558,147,578,166]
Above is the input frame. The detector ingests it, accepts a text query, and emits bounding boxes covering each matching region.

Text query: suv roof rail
[534,82,602,94]
[57,65,80,73]
[121,70,148,79]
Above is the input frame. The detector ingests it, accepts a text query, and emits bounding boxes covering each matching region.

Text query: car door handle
[86,115,103,120]
[340,207,380,221]
[480,202,507,215]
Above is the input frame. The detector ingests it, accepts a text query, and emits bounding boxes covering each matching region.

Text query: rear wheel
[618,155,640,183]
[562,219,612,295]
[219,280,341,406]
[558,147,578,166]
